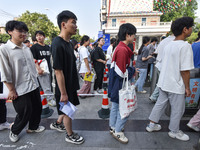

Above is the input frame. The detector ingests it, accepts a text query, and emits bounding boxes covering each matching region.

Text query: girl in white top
[78,35,91,97]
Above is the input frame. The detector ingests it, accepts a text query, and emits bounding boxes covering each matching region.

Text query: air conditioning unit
[101,14,106,21]
[101,9,107,14]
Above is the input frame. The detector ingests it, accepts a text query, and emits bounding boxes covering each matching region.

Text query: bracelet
[34,60,37,64]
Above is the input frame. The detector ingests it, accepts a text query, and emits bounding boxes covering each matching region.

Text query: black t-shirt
[50,36,80,105]
[93,46,105,70]
[30,43,52,74]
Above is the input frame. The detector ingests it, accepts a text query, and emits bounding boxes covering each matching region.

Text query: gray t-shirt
[148,44,156,64]
[136,46,149,69]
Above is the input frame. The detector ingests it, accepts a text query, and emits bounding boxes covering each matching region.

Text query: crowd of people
[0,9,199,147]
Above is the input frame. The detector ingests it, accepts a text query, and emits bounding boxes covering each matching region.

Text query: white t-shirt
[79,46,91,73]
[155,35,175,71]
[106,45,113,64]
[157,40,194,94]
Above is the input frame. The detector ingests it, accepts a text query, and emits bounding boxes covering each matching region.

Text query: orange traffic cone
[105,65,109,74]
[40,91,54,118]
[103,70,108,88]
[98,88,110,119]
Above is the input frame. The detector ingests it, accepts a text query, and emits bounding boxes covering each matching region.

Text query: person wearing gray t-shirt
[135,36,153,93]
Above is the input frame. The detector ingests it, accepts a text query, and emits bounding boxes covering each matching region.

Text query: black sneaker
[109,127,124,135]
[109,127,115,135]
[65,132,84,145]
[50,122,65,132]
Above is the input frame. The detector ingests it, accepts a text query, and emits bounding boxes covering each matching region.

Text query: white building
[100,0,171,50]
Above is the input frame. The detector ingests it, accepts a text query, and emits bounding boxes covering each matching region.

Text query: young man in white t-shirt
[106,38,116,73]
[146,17,194,141]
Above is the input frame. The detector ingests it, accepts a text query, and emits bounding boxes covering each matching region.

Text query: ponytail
[138,36,150,55]
[138,44,144,55]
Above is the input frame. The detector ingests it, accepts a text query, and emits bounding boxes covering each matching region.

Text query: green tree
[187,23,200,43]
[17,11,59,41]
[154,0,198,21]
[0,33,10,43]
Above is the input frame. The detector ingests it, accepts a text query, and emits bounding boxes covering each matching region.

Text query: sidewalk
[0,87,199,150]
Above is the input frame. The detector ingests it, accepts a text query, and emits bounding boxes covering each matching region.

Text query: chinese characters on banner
[185,79,200,108]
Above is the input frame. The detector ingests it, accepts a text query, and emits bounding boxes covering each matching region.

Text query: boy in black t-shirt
[30,31,56,107]
[50,10,84,145]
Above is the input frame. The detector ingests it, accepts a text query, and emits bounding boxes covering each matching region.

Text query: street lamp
[45,8,57,15]
[45,8,57,26]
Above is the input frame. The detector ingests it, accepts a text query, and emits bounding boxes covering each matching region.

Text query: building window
[112,19,116,27]
[142,18,146,26]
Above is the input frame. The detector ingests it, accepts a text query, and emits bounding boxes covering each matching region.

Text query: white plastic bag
[38,59,49,74]
[119,70,137,119]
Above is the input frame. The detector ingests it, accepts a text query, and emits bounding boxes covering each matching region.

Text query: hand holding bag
[84,72,95,82]
[38,59,49,74]
[119,70,137,119]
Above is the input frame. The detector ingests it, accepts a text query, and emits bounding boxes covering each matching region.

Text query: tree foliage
[154,0,198,21]
[0,33,10,43]
[17,11,59,41]
[187,23,200,43]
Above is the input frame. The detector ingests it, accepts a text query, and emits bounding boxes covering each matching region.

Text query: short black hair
[171,17,194,36]
[151,37,158,43]
[80,35,90,46]
[161,36,166,40]
[117,23,137,41]
[32,36,37,42]
[110,38,116,44]
[57,10,77,30]
[35,30,45,37]
[23,40,30,43]
[6,20,28,35]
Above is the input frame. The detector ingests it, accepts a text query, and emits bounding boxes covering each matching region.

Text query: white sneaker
[48,99,56,107]
[97,89,104,94]
[26,126,45,133]
[112,131,128,144]
[94,90,99,94]
[138,90,147,94]
[168,130,189,141]
[187,123,200,132]
[9,131,19,143]
[0,121,10,130]
[146,124,161,132]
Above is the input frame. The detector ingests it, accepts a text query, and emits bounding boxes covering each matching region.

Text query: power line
[0,9,16,18]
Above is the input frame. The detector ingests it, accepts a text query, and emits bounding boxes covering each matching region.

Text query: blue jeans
[135,69,147,92]
[109,102,128,132]
[150,85,159,101]
[149,64,154,81]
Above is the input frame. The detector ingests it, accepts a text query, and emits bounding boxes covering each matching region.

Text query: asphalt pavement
[0,85,199,150]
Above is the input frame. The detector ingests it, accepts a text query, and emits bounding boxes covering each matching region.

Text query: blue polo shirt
[192,42,200,68]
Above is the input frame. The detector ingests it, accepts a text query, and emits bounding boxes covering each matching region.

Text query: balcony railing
[103,22,171,29]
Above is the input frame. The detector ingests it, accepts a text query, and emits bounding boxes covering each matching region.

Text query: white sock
[149,122,155,127]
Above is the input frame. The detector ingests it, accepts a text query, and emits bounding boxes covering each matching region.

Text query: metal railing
[104,22,171,29]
